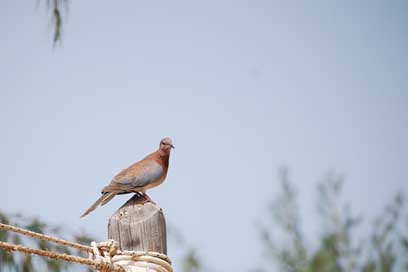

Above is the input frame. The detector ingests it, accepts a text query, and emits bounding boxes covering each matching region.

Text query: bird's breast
[143,171,167,190]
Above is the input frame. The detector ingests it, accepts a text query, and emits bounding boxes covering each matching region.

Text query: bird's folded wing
[102,159,164,193]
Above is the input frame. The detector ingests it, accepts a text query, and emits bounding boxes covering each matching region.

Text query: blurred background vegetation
[257,168,408,272]
[0,210,94,272]
[1,168,407,271]
[1,2,406,271]
[39,0,67,45]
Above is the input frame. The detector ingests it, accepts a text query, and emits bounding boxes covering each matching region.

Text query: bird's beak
[170,144,175,149]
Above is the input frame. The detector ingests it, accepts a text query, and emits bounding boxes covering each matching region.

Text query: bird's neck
[153,150,170,169]
[160,154,170,169]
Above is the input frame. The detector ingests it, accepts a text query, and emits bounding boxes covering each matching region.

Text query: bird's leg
[140,192,155,204]
[141,192,151,201]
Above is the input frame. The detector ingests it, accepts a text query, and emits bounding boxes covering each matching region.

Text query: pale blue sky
[1,1,407,271]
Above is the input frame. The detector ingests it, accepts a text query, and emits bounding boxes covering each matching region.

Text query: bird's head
[159,137,174,155]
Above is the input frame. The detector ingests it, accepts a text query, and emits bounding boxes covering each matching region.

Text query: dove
[80,138,174,218]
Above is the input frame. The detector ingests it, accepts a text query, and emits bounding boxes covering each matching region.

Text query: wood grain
[108,195,167,254]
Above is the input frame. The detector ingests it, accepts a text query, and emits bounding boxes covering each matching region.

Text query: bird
[80,137,174,218]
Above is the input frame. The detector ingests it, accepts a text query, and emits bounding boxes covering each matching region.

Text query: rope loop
[90,240,173,272]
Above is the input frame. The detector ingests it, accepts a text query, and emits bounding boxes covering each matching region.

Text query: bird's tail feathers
[80,193,115,218]
[101,192,117,206]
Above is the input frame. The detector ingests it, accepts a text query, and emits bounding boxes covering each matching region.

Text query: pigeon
[80,137,174,218]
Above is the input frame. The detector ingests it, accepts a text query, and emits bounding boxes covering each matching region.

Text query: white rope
[90,241,173,272]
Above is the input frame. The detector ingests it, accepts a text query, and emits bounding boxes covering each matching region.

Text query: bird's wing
[102,159,164,193]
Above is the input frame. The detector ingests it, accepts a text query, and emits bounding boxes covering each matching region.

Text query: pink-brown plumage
[80,138,174,218]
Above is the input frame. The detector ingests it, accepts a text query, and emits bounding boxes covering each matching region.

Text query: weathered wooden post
[108,195,169,271]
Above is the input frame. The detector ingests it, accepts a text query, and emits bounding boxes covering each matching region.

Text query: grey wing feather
[103,161,163,193]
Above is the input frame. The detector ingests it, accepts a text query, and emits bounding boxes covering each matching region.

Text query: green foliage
[167,224,204,272]
[0,210,95,272]
[181,247,202,272]
[259,168,408,272]
[41,0,68,45]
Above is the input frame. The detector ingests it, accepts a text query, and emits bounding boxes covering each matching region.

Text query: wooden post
[108,195,167,254]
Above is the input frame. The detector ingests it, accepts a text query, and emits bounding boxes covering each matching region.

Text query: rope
[91,241,173,272]
[113,255,173,272]
[0,241,125,272]
[0,223,92,253]
[0,222,173,272]
[121,250,172,264]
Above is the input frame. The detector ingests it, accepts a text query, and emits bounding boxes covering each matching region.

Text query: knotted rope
[90,240,173,272]
[0,222,173,272]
